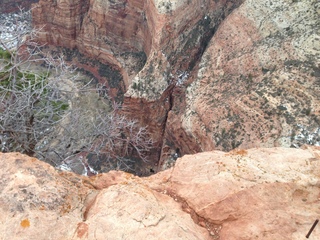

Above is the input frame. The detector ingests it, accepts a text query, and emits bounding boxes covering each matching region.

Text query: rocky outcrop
[1,146,320,239]
[0,152,93,239]
[148,146,320,239]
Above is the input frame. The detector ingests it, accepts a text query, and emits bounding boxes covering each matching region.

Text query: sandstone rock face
[148,146,320,239]
[31,0,319,169]
[32,0,242,89]
[32,0,243,169]
[162,0,320,164]
[32,0,90,49]
[0,152,94,239]
[0,152,210,239]
[1,147,320,239]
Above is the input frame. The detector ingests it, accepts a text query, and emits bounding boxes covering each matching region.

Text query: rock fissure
[30,0,248,174]
[156,188,222,238]
[2,0,318,180]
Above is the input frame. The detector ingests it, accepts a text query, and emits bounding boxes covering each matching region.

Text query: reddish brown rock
[32,0,243,168]
[32,0,89,49]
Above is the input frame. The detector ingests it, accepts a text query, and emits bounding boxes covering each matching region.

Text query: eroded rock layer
[160,0,320,167]
[1,147,320,239]
[32,0,243,169]
[31,0,320,170]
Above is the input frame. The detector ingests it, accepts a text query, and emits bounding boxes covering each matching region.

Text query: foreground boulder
[1,146,320,239]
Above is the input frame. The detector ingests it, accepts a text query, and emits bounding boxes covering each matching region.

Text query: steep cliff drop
[163,0,320,168]
[31,0,320,174]
[32,0,244,174]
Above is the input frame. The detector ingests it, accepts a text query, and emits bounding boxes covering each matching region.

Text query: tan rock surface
[1,147,320,239]
[83,182,210,240]
[148,146,320,239]
[0,152,94,240]
[0,152,210,239]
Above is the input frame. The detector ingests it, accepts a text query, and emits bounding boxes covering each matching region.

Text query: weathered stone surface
[161,0,320,164]
[0,152,94,239]
[1,147,320,239]
[148,146,320,239]
[83,182,210,239]
[32,0,90,49]
[0,152,210,239]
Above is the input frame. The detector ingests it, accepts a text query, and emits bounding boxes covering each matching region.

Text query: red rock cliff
[32,0,319,171]
[32,0,243,170]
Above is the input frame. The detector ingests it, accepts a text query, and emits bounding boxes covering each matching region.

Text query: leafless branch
[0,9,154,174]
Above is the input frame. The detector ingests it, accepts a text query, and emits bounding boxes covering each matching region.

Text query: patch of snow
[176,70,189,86]
[294,124,320,147]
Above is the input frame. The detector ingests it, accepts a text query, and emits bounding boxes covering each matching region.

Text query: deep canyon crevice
[31,0,245,174]
[2,0,319,175]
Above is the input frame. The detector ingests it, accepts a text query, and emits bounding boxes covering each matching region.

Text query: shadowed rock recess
[31,0,319,173]
[1,147,320,239]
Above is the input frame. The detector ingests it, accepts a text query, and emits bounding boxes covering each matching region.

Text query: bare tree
[0,9,72,155]
[0,9,154,174]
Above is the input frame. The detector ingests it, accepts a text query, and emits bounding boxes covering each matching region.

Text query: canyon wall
[1,147,320,239]
[31,0,320,171]
[32,0,243,170]
[160,0,320,167]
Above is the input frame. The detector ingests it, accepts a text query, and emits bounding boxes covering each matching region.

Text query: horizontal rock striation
[32,0,90,49]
